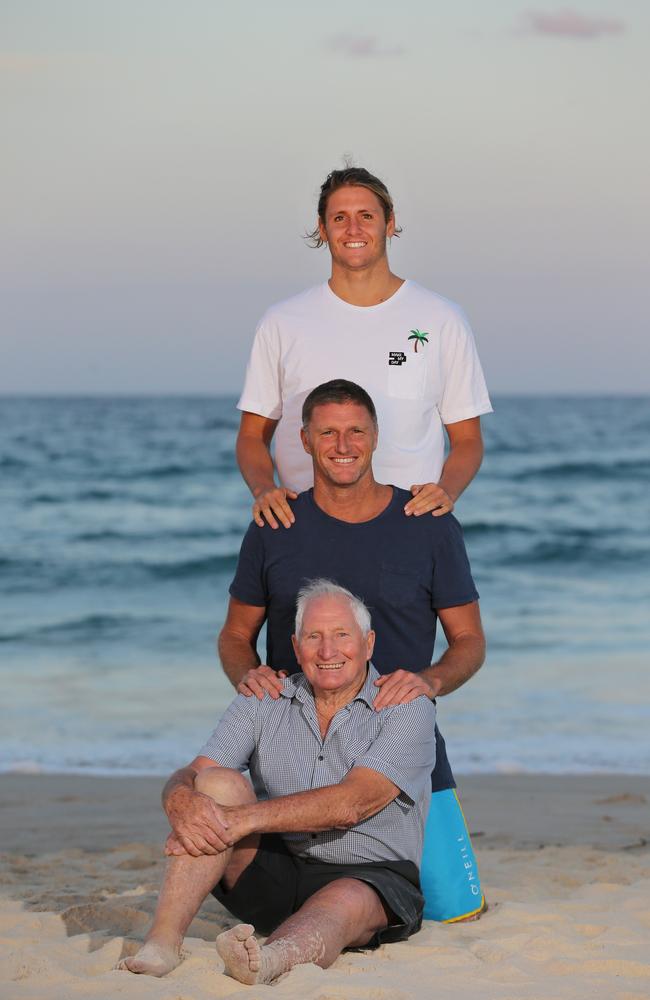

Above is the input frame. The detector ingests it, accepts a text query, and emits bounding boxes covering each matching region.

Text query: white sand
[1,773,649,999]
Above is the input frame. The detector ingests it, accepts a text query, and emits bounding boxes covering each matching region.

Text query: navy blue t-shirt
[229,487,479,791]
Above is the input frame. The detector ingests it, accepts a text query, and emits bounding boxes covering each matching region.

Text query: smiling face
[318,185,395,273]
[292,594,375,700]
[301,401,378,489]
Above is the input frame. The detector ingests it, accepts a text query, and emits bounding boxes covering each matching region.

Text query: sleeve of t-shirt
[229,522,268,608]
[237,314,283,420]
[197,693,258,771]
[438,307,492,425]
[353,697,436,804]
[430,514,479,609]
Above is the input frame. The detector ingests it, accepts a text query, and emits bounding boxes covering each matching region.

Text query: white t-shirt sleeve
[438,309,493,425]
[237,316,283,420]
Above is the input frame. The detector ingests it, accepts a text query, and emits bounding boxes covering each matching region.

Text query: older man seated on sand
[119,580,436,985]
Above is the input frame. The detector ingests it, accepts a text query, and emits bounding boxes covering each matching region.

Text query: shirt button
[318,755,324,761]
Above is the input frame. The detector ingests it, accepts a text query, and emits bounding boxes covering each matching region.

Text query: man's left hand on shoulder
[404,483,454,518]
[373,669,441,710]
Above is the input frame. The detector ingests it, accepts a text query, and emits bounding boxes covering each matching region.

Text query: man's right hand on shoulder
[252,486,298,529]
[165,781,232,857]
[237,664,288,699]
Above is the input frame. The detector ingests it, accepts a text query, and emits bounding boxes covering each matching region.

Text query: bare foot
[217,923,279,985]
[116,940,181,977]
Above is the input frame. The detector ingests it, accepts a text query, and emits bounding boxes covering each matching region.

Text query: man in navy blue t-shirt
[219,379,487,922]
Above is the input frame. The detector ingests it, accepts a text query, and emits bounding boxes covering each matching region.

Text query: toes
[243,935,260,970]
[216,924,263,984]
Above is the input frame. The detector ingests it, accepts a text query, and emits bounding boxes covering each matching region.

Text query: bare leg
[118,768,258,977]
[217,877,388,985]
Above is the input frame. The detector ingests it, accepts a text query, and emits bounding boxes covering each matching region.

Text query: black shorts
[212,834,424,945]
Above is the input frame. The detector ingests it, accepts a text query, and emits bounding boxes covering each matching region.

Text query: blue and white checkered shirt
[199,664,435,866]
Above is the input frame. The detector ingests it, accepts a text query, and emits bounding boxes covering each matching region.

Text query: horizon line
[0,390,648,401]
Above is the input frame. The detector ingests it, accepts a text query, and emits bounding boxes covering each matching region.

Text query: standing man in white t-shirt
[236,165,492,530]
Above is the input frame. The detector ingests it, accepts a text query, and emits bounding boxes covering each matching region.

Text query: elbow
[235,432,249,466]
[467,435,484,477]
[338,796,390,828]
[474,635,487,674]
[452,629,486,674]
[216,629,228,667]
[457,632,486,681]
[334,799,369,829]
[335,805,360,830]
[471,615,487,671]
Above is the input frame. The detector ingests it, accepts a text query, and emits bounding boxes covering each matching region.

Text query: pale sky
[1,1,648,394]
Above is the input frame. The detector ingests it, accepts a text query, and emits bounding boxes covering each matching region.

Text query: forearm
[438,437,483,501]
[218,629,261,687]
[420,633,485,697]
[226,778,394,838]
[236,433,277,497]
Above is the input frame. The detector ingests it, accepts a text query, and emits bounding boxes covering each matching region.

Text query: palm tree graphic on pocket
[408,329,429,353]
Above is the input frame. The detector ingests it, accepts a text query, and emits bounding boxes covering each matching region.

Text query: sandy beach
[1,773,649,999]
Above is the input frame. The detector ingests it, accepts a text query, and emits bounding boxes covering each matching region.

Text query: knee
[316,878,383,918]
[194,766,254,804]
[319,879,387,939]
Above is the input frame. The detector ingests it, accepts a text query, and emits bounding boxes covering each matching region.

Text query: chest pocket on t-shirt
[387,348,428,400]
[378,562,421,608]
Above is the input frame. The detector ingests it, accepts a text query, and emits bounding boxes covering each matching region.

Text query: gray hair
[294,579,372,638]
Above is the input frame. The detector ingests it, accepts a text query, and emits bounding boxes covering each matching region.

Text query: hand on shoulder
[373,669,437,710]
[253,486,298,529]
[237,664,288,700]
[404,483,454,518]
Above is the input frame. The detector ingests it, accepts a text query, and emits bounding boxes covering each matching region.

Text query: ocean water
[1,395,649,776]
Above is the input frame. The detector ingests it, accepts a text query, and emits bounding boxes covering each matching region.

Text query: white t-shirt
[238,280,492,493]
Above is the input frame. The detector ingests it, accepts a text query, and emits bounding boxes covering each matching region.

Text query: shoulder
[413,510,466,538]
[404,281,468,324]
[404,283,476,350]
[220,690,260,722]
[409,511,469,555]
[292,490,314,513]
[243,492,314,544]
[258,284,325,326]
[239,518,269,549]
[364,667,435,727]
[384,491,465,539]
[229,681,298,719]
[378,694,436,729]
